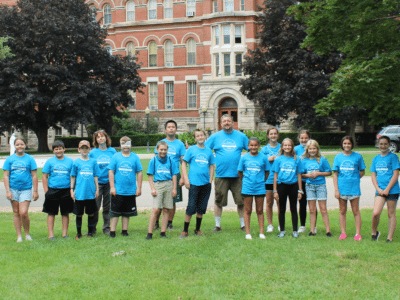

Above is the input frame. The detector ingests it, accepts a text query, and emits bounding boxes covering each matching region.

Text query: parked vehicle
[376,125,400,153]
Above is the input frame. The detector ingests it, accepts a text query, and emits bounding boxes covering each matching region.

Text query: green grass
[1,210,399,299]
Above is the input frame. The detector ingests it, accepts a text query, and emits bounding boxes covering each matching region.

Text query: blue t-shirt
[332,152,366,196]
[108,152,143,196]
[183,145,216,186]
[370,152,400,194]
[147,155,180,182]
[89,147,117,184]
[42,156,73,189]
[154,138,186,167]
[272,155,302,185]
[71,158,99,200]
[294,144,306,157]
[3,153,37,190]
[301,156,332,185]
[238,153,269,195]
[205,130,249,178]
[261,143,281,184]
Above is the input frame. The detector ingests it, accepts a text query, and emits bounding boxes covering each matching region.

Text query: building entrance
[218,98,238,130]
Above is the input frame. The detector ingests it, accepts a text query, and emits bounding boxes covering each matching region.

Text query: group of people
[3,115,398,243]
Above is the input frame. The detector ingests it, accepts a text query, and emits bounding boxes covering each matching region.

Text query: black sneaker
[386,239,392,243]
[167,223,174,230]
[146,233,153,240]
[212,226,222,232]
[326,232,332,237]
[160,234,168,238]
[109,232,116,238]
[122,232,129,237]
[372,231,381,241]
[153,222,160,230]
[87,232,94,238]
[308,232,316,236]
[240,226,246,231]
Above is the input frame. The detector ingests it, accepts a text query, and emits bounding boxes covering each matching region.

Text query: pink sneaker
[338,233,347,240]
[354,234,362,241]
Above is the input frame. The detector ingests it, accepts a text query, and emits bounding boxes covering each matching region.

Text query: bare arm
[265,171,269,182]
[179,156,184,186]
[109,170,116,196]
[297,173,302,200]
[31,170,39,201]
[148,175,157,196]
[273,172,279,201]
[182,161,190,189]
[4,170,12,200]
[371,172,380,193]
[171,174,177,198]
[359,170,365,178]
[209,164,215,184]
[238,171,243,181]
[94,176,99,199]
[70,176,76,201]
[42,173,49,194]
[136,171,143,196]
[333,171,339,199]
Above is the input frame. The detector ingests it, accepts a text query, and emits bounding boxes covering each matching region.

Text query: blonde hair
[302,139,322,163]
[279,138,296,159]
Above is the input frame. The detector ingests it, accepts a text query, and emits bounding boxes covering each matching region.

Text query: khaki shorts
[153,180,174,209]
[214,177,244,207]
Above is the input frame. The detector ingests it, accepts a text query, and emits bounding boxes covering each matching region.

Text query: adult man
[205,114,249,231]
[154,120,185,230]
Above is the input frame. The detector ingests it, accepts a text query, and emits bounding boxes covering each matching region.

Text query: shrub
[178,131,196,145]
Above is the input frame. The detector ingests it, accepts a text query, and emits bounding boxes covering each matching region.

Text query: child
[370,135,400,242]
[3,137,38,242]
[42,140,74,240]
[70,140,100,240]
[333,136,366,241]
[261,127,281,232]
[146,141,179,239]
[238,137,269,240]
[89,130,117,235]
[295,130,311,233]
[108,136,143,238]
[273,138,303,238]
[301,140,332,237]
[179,129,215,238]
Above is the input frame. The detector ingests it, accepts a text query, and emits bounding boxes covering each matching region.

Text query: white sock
[240,218,245,227]
[215,217,221,227]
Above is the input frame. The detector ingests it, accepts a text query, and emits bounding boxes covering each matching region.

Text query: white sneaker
[17,237,23,243]
[298,226,306,233]
[245,234,252,240]
[278,225,280,231]
[25,235,33,241]
[259,233,266,239]
[266,225,274,232]
[314,227,317,234]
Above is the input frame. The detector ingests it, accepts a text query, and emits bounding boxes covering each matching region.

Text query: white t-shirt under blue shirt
[370,152,400,195]
[3,153,37,191]
[261,143,281,184]
[205,129,249,178]
[154,138,186,167]
[42,156,73,189]
[89,147,117,184]
[147,156,180,182]
[272,155,302,185]
[108,152,143,196]
[333,152,366,196]
[301,156,332,185]
[238,153,269,195]
[71,158,99,200]
[183,145,215,186]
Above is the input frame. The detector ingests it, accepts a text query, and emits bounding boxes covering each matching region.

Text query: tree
[289,0,400,126]
[0,37,14,60]
[0,0,143,152]
[239,0,349,132]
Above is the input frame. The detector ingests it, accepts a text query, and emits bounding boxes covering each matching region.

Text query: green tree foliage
[0,0,143,152]
[0,37,14,60]
[289,0,400,126]
[112,110,159,136]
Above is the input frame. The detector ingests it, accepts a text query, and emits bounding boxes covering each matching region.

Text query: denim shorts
[305,183,327,201]
[10,189,32,203]
[375,192,399,201]
[340,195,360,201]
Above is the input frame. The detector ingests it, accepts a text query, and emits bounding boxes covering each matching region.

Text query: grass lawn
[1,210,399,299]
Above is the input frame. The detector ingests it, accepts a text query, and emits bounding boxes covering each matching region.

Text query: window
[165,82,174,108]
[105,45,112,55]
[240,0,245,11]
[223,25,230,44]
[54,126,62,136]
[104,4,111,24]
[128,90,136,109]
[187,82,197,108]
[215,54,220,77]
[235,25,242,43]
[224,53,230,76]
[164,0,173,19]
[149,0,157,20]
[214,26,220,45]
[126,42,135,58]
[149,41,157,67]
[187,0,196,14]
[149,82,158,109]
[164,40,174,66]
[213,1,218,12]
[235,53,242,76]
[90,6,97,22]
[188,124,197,132]
[187,39,196,66]
[126,1,135,21]
[224,0,233,12]
[69,128,77,136]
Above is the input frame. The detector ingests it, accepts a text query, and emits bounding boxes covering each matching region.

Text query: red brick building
[86,0,266,132]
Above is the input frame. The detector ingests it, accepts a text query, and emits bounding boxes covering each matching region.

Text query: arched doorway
[218,98,238,130]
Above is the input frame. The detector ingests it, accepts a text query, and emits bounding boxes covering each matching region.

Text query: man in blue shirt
[205,114,249,232]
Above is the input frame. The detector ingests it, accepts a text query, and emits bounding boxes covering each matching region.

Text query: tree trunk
[344,115,358,148]
[35,129,50,153]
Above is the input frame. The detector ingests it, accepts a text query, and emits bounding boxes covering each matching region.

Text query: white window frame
[126,42,135,58]
[105,45,112,55]
[149,41,157,67]
[164,0,173,19]
[215,53,220,77]
[165,82,174,108]
[148,0,157,20]
[128,90,136,110]
[240,0,245,11]
[214,26,220,45]
[235,25,242,44]
[213,0,218,13]
[126,1,135,21]
[103,4,111,24]
[187,81,197,108]
[164,40,174,67]
[235,53,243,76]
[224,0,234,12]
[223,53,230,76]
[187,0,196,14]
[149,82,158,109]
[187,39,196,66]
